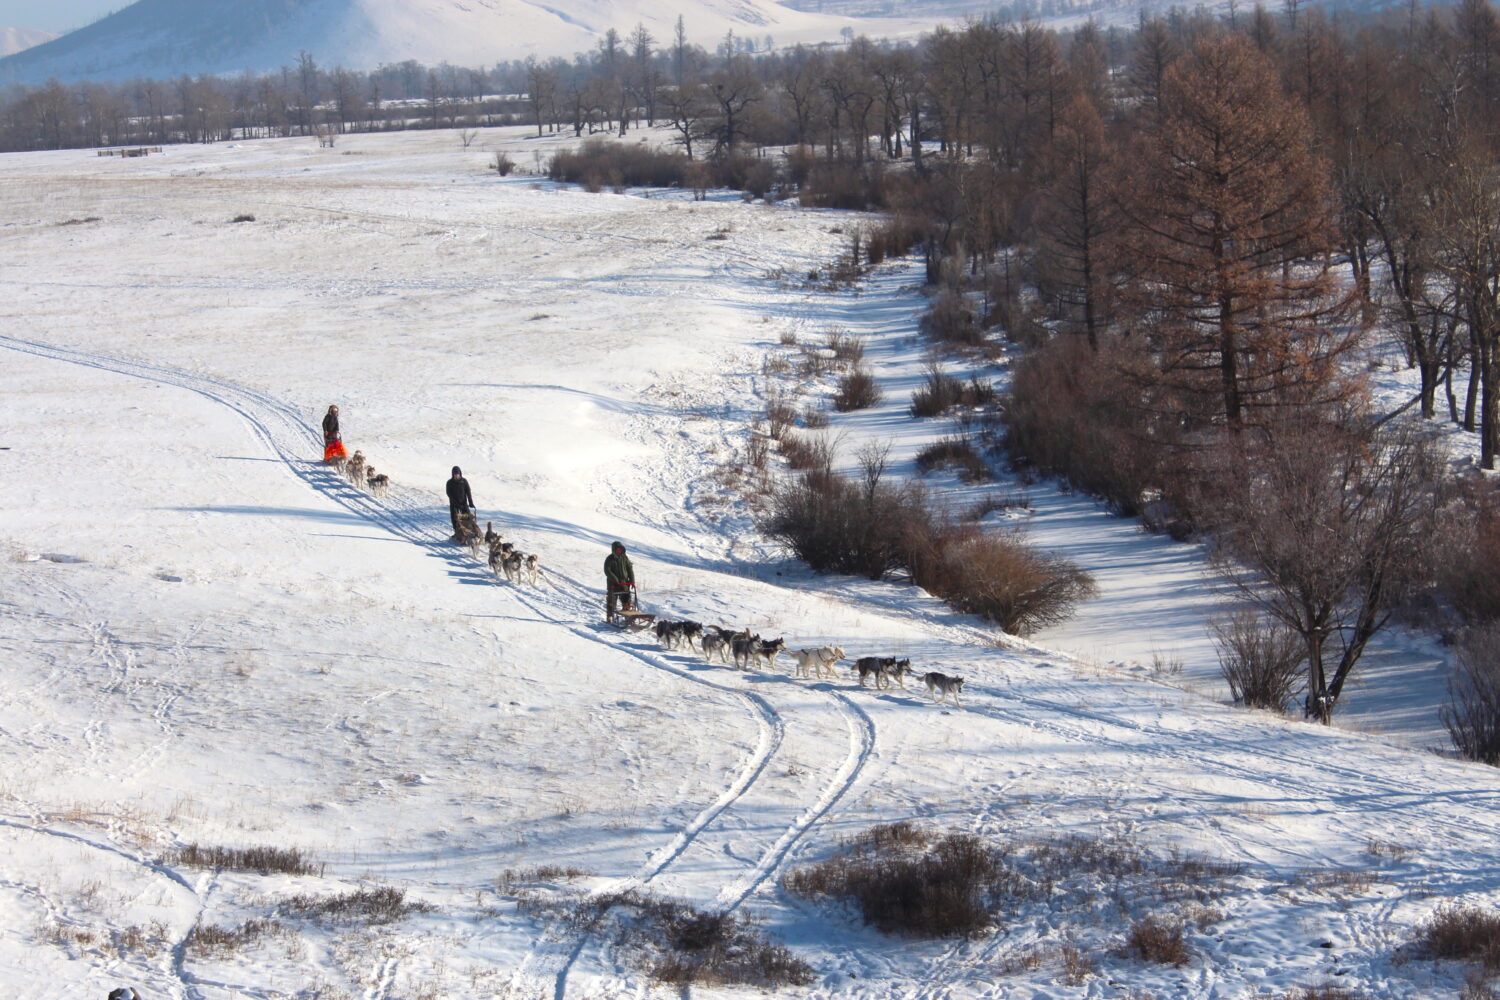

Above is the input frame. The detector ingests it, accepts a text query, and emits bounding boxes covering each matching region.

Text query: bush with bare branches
[784,830,1005,938]
[1211,610,1305,712]
[1417,903,1500,971]
[1444,626,1500,765]
[834,365,882,411]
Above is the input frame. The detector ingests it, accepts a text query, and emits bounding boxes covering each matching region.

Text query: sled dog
[856,656,910,690]
[922,672,965,706]
[792,646,846,679]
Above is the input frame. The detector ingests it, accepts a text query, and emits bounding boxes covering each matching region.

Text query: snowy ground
[2,125,1497,1000]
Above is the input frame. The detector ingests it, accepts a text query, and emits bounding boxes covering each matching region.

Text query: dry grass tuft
[170,843,321,876]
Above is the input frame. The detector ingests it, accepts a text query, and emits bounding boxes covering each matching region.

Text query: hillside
[0,26,56,57]
[1,124,1496,999]
[0,0,931,86]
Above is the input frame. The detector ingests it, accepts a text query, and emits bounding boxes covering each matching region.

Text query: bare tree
[1207,418,1442,722]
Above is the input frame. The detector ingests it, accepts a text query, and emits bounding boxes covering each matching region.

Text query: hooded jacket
[604,546,634,591]
[446,469,474,510]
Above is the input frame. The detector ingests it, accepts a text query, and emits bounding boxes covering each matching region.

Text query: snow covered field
[2,126,1497,999]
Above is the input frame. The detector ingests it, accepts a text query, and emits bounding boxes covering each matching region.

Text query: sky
[2,0,117,33]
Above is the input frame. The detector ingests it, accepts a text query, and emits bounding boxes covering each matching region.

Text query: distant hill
[1,26,57,57]
[0,0,931,86]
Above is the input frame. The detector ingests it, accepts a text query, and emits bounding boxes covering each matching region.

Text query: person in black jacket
[446,466,475,540]
[322,405,346,464]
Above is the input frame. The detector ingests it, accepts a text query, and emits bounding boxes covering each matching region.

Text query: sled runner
[611,609,656,632]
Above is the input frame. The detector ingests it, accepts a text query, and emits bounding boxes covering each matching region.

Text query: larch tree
[1120,33,1362,435]
[1035,92,1121,350]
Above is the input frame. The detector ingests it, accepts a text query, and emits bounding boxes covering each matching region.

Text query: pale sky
[3,0,119,33]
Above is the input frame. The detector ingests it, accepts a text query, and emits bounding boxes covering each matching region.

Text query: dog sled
[610,609,656,632]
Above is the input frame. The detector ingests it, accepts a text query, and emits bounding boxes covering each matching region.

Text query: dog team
[320,405,957,703]
[328,447,391,497]
[479,519,541,587]
[653,619,965,706]
[322,406,390,496]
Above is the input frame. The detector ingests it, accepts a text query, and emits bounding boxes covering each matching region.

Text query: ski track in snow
[0,331,880,999]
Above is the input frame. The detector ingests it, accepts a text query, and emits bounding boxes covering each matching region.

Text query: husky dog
[751,637,786,670]
[502,549,524,584]
[346,450,366,487]
[484,522,500,547]
[655,620,703,651]
[524,553,540,587]
[329,453,347,476]
[730,634,765,670]
[881,658,913,690]
[856,656,907,689]
[487,537,507,579]
[792,646,846,679]
[367,468,390,497]
[458,513,483,557]
[922,672,965,706]
[701,631,736,664]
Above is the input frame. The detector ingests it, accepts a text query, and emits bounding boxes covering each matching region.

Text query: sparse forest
[8,2,1500,739]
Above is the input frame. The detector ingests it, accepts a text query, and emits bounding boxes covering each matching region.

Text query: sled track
[1,334,879,996]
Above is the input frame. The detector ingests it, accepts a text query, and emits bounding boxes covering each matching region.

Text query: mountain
[0,26,57,57]
[0,0,930,86]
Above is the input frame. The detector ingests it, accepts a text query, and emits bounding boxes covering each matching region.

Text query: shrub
[784,830,1001,938]
[712,153,781,198]
[492,151,515,175]
[559,890,813,988]
[1418,904,1500,970]
[1440,482,1500,625]
[766,397,799,440]
[834,366,882,411]
[549,138,692,189]
[1003,335,1165,516]
[186,919,287,956]
[279,886,433,925]
[229,213,255,223]
[801,407,830,429]
[170,844,321,876]
[1443,626,1500,765]
[910,366,997,418]
[911,367,965,417]
[1124,914,1191,966]
[866,216,923,264]
[915,437,991,482]
[764,470,923,579]
[764,468,1093,631]
[1211,610,1305,712]
[912,525,1097,636]
[778,430,837,473]
[824,329,865,365]
[799,159,888,210]
[922,287,983,346]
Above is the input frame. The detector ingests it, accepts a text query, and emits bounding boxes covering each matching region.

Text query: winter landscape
[7,1,1500,999]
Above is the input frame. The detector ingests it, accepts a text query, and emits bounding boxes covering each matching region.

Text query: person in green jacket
[604,541,636,621]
